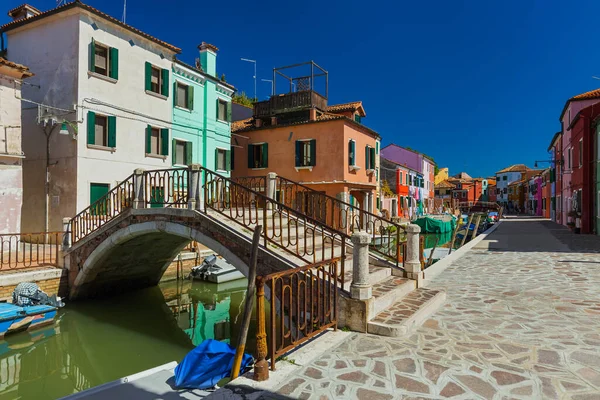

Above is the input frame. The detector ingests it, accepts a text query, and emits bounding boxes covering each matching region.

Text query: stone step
[371,277,416,316]
[367,287,446,337]
[340,264,391,292]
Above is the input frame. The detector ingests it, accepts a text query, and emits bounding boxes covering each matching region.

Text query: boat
[414,214,456,233]
[0,303,58,339]
[189,255,245,283]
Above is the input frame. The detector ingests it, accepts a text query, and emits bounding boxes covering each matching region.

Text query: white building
[1,2,180,232]
[495,164,529,206]
[0,57,33,234]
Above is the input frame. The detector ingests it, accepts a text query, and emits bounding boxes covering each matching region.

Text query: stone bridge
[64,208,296,299]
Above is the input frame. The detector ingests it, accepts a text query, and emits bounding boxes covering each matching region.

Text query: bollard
[62,217,72,251]
[266,172,277,210]
[404,224,424,286]
[350,231,372,300]
[188,164,202,211]
[132,168,145,209]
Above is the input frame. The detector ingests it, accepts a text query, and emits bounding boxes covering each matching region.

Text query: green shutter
[215,148,219,170]
[248,144,254,168]
[145,62,152,91]
[295,140,302,167]
[376,141,379,154]
[370,147,376,169]
[188,85,194,110]
[107,115,116,148]
[173,82,178,107]
[350,140,355,165]
[226,102,232,122]
[87,111,95,145]
[145,125,152,153]
[172,138,177,165]
[161,69,169,97]
[216,99,220,120]
[230,146,235,170]
[225,150,231,171]
[109,47,119,79]
[185,142,193,165]
[365,145,370,169]
[89,39,95,73]
[261,143,268,168]
[310,139,316,167]
[160,129,169,155]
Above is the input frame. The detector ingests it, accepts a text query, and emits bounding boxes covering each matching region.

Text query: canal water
[0,278,263,400]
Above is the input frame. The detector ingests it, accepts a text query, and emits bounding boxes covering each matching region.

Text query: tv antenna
[57,0,67,5]
[122,0,127,23]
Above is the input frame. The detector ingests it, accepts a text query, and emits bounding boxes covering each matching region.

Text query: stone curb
[0,268,66,287]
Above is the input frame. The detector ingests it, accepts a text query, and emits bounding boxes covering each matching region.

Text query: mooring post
[266,172,277,210]
[350,231,372,300]
[132,168,145,209]
[405,224,424,286]
[62,217,71,251]
[188,164,202,211]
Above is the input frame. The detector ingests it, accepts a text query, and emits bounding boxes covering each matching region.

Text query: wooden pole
[427,236,440,267]
[419,236,425,271]
[460,214,474,248]
[448,221,459,255]
[471,215,482,240]
[230,225,262,380]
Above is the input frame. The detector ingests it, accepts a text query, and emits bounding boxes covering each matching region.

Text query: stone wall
[0,268,69,302]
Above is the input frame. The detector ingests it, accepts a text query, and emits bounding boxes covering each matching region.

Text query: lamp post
[241,58,256,101]
[261,79,273,96]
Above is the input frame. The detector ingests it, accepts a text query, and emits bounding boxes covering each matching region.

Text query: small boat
[189,255,245,283]
[0,303,57,339]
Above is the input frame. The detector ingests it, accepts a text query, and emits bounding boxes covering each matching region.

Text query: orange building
[231,62,380,213]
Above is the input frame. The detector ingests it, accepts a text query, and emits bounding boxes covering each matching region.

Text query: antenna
[57,0,66,5]
[122,0,127,23]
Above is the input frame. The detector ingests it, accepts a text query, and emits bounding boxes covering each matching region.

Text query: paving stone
[491,370,527,386]
[393,358,416,374]
[571,351,600,368]
[278,378,305,396]
[422,361,447,384]
[304,367,323,380]
[510,385,533,395]
[395,375,430,394]
[337,371,368,384]
[356,388,393,400]
[439,382,465,397]
[456,375,497,399]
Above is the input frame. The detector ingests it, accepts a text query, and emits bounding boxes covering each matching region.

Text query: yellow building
[434,167,449,185]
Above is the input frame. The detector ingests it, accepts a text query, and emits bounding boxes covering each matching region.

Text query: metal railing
[231,176,267,195]
[274,176,406,266]
[0,232,61,270]
[144,168,188,208]
[254,258,338,372]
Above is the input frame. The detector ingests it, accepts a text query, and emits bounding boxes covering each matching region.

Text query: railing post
[350,231,372,300]
[62,217,72,251]
[133,168,145,209]
[266,172,277,210]
[405,224,424,286]
[254,276,269,381]
[188,164,202,211]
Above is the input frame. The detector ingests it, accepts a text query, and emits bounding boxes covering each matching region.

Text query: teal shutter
[145,62,152,91]
[227,102,232,122]
[310,139,316,166]
[89,39,95,73]
[188,85,194,110]
[215,148,219,170]
[107,116,116,147]
[248,145,254,168]
[230,146,235,170]
[109,47,119,79]
[172,139,177,165]
[160,129,169,155]
[376,141,379,154]
[216,99,220,120]
[87,111,95,145]
[161,69,169,97]
[261,143,268,168]
[370,147,376,169]
[349,140,355,165]
[185,142,193,165]
[225,150,231,171]
[295,141,302,167]
[365,145,370,169]
[145,125,152,153]
[173,82,178,107]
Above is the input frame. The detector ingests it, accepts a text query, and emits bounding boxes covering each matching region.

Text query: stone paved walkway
[268,218,600,399]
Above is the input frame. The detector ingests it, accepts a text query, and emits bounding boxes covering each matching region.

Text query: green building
[172,42,234,174]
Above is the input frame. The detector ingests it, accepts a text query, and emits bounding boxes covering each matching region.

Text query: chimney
[8,4,41,21]
[309,108,317,121]
[198,42,218,77]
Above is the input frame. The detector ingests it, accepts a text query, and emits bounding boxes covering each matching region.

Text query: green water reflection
[0,278,262,400]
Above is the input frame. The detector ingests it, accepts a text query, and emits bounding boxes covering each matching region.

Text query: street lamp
[241,58,256,101]
[261,78,273,96]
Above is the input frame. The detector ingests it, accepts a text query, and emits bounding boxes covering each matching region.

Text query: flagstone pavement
[266,217,600,399]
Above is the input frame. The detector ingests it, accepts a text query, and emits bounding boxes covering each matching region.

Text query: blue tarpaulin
[174,339,253,389]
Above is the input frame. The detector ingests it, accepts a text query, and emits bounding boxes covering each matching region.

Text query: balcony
[254,90,327,118]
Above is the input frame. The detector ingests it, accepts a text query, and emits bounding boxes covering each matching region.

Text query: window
[399,172,403,184]
[145,62,169,96]
[89,39,118,79]
[216,148,231,171]
[409,175,413,186]
[217,99,231,122]
[354,114,361,123]
[230,146,235,170]
[365,145,375,170]
[295,139,316,167]
[175,82,194,110]
[503,188,507,194]
[579,139,583,167]
[462,192,466,199]
[86,111,116,148]
[248,143,268,169]
[503,176,507,181]
[90,183,110,215]
[348,140,356,166]
[146,125,169,156]
[172,140,192,166]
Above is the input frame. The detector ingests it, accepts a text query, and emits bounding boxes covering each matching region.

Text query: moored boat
[0,303,57,338]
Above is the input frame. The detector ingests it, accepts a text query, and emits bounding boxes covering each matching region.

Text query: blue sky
[3,0,600,177]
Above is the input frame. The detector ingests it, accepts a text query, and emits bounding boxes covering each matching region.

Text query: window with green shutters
[174,82,194,110]
[295,139,316,167]
[354,114,361,123]
[89,39,118,80]
[365,146,376,170]
[145,62,169,97]
[146,125,169,156]
[348,140,356,166]
[248,143,268,169]
[87,111,116,148]
[215,148,232,171]
[216,99,231,122]
[172,139,192,166]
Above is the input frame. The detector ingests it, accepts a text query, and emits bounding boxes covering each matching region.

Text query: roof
[231,112,380,138]
[496,164,529,174]
[0,57,33,78]
[435,180,456,189]
[7,3,41,17]
[559,88,600,121]
[327,101,366,117]
[1,1,181,53]
[199,42,218,53]
[173,57,236,91]
[508,179,526,186]
[547,131,561,151]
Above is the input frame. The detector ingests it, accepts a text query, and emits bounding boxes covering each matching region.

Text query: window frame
[150,66,162,94]
[217,99,228,121]
[176,82,189,109]
[296,139,315,168]
[173,139,189,166]
[94,114,108,147]
[248,143,268,169]
[93,41,109,76]
[149,127,162,156]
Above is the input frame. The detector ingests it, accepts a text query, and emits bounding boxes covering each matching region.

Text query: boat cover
[0,303,25,321]
[174,339,253,389]
[414,216,456,233]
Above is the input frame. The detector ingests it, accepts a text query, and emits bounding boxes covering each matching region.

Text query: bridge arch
[69,220,250,300]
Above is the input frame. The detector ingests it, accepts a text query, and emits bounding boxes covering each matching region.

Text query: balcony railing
[254,90,327,118]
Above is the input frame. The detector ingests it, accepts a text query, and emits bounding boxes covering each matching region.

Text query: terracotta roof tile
[435,180,456,189]
[231,118,253,133]
[7,3,41,17]
[571,88,600,100]
[0,57,33,77]
[327,101,362,112]
[199,42,218,53]
[496,164,529,174]
[1,1,181,53]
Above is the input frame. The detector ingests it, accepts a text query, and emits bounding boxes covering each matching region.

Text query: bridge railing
[144,168,189,208]
[0,232,61,270]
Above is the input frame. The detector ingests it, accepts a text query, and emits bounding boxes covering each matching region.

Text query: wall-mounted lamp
[59,122,69,135]
[59,120,78,140]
